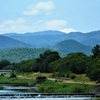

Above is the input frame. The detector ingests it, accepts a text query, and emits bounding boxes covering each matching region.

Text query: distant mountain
[3,30,67,47]
[3,30,100,47]
[0,35,34,50]
[66,30,100,46]
[52,39,92,55]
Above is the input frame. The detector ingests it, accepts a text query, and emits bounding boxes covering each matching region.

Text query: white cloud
[3,18,26,25]
[23,1,55,16]
[0,18,31,33]
[45,20,67,30]
[0,17,76,34]
[60,28,77,33]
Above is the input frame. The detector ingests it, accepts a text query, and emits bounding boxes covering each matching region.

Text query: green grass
[0,75,35,86]
[37,80,93,93]
[0,72,96,93]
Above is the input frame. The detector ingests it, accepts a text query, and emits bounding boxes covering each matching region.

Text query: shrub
[71,85,84,93]
[65,71,72,78]
[70,73,76,79]
[10,72,17,78]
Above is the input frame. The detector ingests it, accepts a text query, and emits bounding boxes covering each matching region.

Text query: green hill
[52,39,92,55]
[0,48,48,63]
[0,48,65,63]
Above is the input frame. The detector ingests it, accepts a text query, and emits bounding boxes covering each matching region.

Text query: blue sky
[0,0,100,34]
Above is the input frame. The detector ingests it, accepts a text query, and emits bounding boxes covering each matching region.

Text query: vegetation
[0,44,99,95]
[38,80,93,93]
[32,50,60,72]
[0,73,35,86]
[0,45,100,83]
[36,76,47,80]
[0,48,65,63]
[0,48,49,63]
[10,72,17,78]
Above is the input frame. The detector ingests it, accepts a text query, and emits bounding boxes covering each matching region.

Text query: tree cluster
[0,45,100,83]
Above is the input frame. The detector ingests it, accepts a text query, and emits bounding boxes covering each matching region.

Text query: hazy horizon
[0,0,100,34]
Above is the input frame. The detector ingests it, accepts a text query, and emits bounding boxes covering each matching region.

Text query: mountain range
[0,30,100,62]
[0,35,34,50]
[3,30,100,47]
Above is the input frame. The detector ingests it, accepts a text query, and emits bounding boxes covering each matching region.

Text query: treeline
[0,45,100,83]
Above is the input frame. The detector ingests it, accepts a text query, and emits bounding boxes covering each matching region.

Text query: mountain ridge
[0,35,34,50]
[3,30,100,47]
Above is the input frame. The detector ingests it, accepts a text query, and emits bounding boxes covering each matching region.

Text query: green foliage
[95,98,100,100]
[0,75,35,86]
[91,45,100,58]
[70,73,76,79]
[0,44,100,83]
[15,59,36,72]
[86,58,100,82]
[49,52,89,74]
[10,72,17,78]
[38,80,92,93]
[33,50,60,73]
[70,85,91,93]
[0,60,11,69]
[0,48,49,63]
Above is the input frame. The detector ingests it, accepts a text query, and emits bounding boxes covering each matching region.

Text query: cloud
[0,18,31,33]
[23,1,55,16]
[45,20,67,30]
[0,17,75,34]
[60,28,77,33]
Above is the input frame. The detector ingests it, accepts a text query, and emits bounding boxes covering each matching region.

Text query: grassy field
[1,72,97,86]
[0,73,35,86]
[0,72,98,93]
[16,72,97,85]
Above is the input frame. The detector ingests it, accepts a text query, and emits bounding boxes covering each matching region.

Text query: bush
[10,72,17,78]
[65,71,72,78]
[70,73,76,79]
[71,85,84,93]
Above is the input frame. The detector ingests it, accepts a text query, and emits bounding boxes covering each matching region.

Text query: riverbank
[0,72,100,96]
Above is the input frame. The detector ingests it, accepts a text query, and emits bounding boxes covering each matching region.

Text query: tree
[86,58,100,83]
[0,60,11,69]
[91,45,100,58]
[33,50,60,72]
[67,52,89,74]
[49,52,89,74]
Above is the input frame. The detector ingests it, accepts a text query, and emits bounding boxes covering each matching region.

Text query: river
[0,85,96,100]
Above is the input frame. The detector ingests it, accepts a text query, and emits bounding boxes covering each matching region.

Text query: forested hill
[0,48,49,63]
[0,35,34,50]
[52,39,92,55]
[0,48,66,63]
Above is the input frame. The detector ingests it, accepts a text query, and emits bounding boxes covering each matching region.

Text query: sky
[0,0,100,34]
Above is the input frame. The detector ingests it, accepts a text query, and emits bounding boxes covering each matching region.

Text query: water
[0,85,95,100]
[0,84,37,93]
